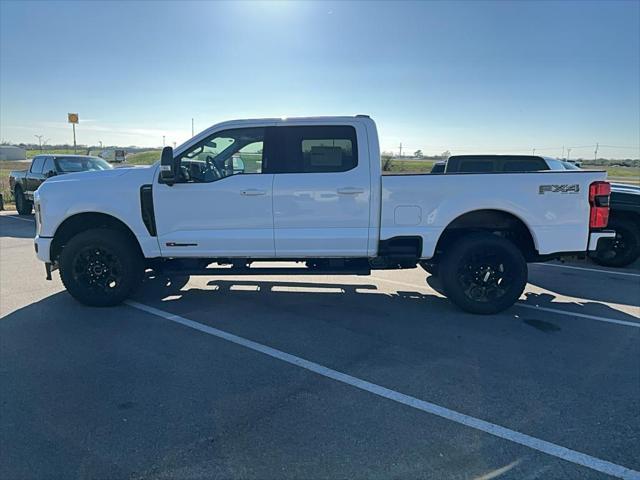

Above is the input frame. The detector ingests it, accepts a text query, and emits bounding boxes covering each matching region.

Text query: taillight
[589,181,611,229]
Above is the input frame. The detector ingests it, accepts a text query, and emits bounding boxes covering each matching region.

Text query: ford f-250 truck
[33,116,614,314]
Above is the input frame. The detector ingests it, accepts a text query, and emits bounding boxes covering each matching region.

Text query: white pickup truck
[33,116,614,314]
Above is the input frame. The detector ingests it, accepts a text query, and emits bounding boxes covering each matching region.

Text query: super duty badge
[539,184,580,195]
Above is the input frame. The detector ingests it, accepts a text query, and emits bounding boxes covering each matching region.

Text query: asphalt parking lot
[1,212,639,480]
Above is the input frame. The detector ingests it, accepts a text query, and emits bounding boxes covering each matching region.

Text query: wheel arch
[50,212,142,262]
[432,209,539,262]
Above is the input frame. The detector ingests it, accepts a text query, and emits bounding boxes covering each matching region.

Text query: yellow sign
[68,113,79,124]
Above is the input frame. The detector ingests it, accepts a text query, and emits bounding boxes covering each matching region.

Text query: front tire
[440,233,527,314]
[59,228,144,307]
[592,218,640,268]
[15,187,32,215]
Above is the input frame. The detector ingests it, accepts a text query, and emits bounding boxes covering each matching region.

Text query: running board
[161,267,371,276]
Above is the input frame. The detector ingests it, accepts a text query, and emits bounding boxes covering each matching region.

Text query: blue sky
[1,0,639,158]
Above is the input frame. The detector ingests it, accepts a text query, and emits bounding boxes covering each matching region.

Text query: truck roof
[210,115,371,126]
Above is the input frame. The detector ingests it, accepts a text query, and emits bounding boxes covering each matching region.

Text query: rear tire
[440,233,527,314]
[592,218,640,268]
[15,187,32,215]
[59,228,144,307]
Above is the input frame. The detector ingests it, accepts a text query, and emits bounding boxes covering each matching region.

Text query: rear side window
[459,160,493,173]
[30,157,45,173]
[503,159,548,172]
[276,126,358,173]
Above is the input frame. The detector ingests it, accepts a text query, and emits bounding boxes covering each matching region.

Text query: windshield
[562,161,580,170]
[55,156,113,173]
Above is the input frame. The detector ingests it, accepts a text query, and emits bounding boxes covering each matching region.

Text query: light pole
[99,140,103,150]
[567,148,572,161]
[34,135,44,151]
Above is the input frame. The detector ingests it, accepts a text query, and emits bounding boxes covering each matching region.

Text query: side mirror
[159,146,176,184]
[45,170,56,178]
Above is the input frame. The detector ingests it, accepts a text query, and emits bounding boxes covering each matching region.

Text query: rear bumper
[34,235,53,263]
[588,230,616,252]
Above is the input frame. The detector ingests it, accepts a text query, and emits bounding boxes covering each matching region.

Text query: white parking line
[0,215,34,223]
[533,262,640,278]
[125,300,640,480]
[518,304,640,328]
[372,276,640,328]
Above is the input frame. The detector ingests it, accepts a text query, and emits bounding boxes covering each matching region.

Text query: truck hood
[35,164,159,238]
[44,165,152,184]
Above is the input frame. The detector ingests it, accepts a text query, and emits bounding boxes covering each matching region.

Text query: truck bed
[380,170,608,259]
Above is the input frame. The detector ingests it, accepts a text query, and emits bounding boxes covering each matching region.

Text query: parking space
[1,212,639,479]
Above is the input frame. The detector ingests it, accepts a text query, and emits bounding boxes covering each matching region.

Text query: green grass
[383,159,640,183]
[602,166,640,179]
[0,160,30,206]
[382,159,436,174]
[26,148,91,157]
[126,150,162,165]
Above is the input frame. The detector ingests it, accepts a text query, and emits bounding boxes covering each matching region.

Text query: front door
[153,127,275,257]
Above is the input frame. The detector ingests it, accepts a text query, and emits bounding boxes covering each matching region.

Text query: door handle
[240,189,267,196]
[337,187,365,195]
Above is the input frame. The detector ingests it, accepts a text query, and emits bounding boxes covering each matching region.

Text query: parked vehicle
[443,154,567,173]
[10,155,113,215]
[430,161,446,173]
[33,116,614,314]
[592,183,640,267]
[99,149,127,163]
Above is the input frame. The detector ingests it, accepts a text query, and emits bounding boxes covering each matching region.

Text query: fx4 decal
[539,184,580,195]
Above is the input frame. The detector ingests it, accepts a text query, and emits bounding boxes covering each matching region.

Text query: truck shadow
[518,291,639,325]
[527,268,640,307]
[135,274,640,338]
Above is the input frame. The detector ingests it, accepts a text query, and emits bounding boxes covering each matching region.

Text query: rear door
[271,124,371,257]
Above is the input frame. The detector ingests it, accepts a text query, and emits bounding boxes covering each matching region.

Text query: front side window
[278,126,358,173]
[176,128,264,183]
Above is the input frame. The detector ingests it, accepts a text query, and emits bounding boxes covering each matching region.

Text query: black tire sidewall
[593,219,640,268]
[440,233,527,315]
[59,228,143,307]
[15,188,32,215]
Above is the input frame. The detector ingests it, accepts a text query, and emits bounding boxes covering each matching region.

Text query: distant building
[0,145,27,161]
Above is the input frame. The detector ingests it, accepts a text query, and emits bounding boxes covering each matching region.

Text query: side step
[162,267,371,276]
